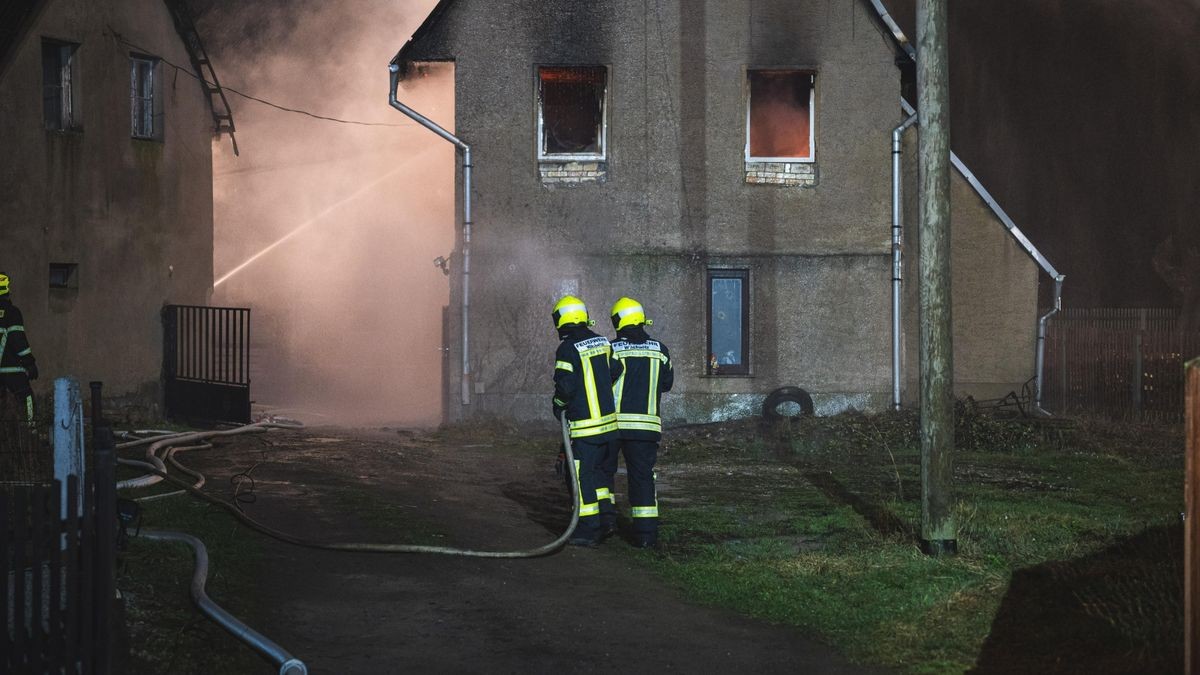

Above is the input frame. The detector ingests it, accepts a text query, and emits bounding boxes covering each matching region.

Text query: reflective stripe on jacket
[611,327,673,440]
[553,327,621,440]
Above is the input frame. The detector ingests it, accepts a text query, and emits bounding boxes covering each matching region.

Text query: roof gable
[0,0,47,80]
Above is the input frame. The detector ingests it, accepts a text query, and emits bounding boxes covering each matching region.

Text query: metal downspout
[892,113,919,410]
[389,64,472,407]
[1034,277,1063,415]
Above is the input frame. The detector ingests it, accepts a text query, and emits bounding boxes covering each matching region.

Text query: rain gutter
[389,63,472,407]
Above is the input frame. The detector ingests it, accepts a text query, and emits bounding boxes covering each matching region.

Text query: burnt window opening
[130,54,163,140]
[49,263,78,289]
[42,39,81,131]
[538,66,607,159]
[707,269,750,375]
[747,70,815,161]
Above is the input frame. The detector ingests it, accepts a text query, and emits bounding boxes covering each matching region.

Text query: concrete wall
[0,0,214,415]
[404,0,1037,423]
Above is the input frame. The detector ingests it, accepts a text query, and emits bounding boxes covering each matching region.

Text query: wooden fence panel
[1043,308,1200,422]
[1,489,11,672]
[1186,359,1199,673]
[65,475,81,671]
[13,487,28,669]
[2,469,112,673]
[48,481,64,673]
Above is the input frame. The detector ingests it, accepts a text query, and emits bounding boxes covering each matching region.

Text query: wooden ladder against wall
[163,0,239,155]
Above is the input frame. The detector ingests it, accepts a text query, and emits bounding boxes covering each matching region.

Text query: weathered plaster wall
[0,0,214,413]
[900,128,1040,403]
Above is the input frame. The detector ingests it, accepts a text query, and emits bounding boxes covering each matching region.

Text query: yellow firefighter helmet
[552,295,589,329]
[610,296,647,330]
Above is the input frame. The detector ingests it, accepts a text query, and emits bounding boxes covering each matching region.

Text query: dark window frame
[49,262,78,289]
[130,53,164,141]
[706,268,751,375]
[42,38,81,131]
[536,64,609,161]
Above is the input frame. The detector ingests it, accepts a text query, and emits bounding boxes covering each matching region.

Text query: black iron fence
[1043,308,1200,423]
[163,305,251,424]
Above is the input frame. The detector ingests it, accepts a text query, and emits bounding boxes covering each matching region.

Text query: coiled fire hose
[119,416,580,557]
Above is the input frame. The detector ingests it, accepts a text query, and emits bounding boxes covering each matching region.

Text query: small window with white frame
[42,39,81,131]
[130,54,163,140]
[537,65,607,161]
[746,70,815,162]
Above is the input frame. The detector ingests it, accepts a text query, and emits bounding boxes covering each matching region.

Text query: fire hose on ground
[116,417,580,672]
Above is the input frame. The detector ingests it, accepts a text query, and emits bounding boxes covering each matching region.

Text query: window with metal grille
[42,39,81,131]
[537,66,607,160]
[746,70,815,162]
[707,269,750,375]
[130,55,162,140]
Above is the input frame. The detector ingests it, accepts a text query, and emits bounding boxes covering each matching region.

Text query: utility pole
[917,0,956,556]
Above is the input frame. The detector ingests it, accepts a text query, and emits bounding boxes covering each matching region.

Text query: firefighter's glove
[24,361,38,381]
[555,445,567,477]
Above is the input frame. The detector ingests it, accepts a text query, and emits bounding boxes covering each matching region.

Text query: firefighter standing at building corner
[0,274,39,423]
[551,295,622,547]
[604,297,672,549]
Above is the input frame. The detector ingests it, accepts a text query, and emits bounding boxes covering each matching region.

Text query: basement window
[537,66,607,160]
[707,269,750,375]
[49,263,78,289]
[746,70,815,162]
[42,39,81,131]
[130,55,163,140]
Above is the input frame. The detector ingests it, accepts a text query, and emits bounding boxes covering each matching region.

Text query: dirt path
[185,426,880,674]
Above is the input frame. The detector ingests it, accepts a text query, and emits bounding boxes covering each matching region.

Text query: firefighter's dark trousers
[0,373,33,422]
[569,437,615,541]
[602,438,660,545]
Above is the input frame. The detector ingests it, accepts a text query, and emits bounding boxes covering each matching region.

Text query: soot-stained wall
[400,0,1038,424]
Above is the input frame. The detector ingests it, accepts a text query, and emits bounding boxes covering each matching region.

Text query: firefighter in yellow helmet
[0,273,39,423]
[604,296,672,548]
[551,295,622,546]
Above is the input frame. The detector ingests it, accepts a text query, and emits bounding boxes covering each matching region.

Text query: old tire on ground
[761,386,815,419]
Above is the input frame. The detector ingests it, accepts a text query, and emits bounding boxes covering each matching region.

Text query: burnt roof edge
[391,0,457,70]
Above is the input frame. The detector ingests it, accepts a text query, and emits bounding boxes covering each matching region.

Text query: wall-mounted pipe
[1034,276,1063,415]
[892,112,919,410]
[389,64,472,408]
[141,530,307,675]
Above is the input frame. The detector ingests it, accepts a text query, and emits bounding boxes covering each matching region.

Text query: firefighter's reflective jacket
[553,326,622,440]
[0,298,35,377]
[611,325,673,440]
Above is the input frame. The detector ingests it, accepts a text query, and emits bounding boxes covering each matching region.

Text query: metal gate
[162,305,251,424]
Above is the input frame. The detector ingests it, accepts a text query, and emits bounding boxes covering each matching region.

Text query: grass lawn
[642,411,1183,673]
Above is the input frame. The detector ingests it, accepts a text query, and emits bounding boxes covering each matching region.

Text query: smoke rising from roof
[199,0,452,426]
